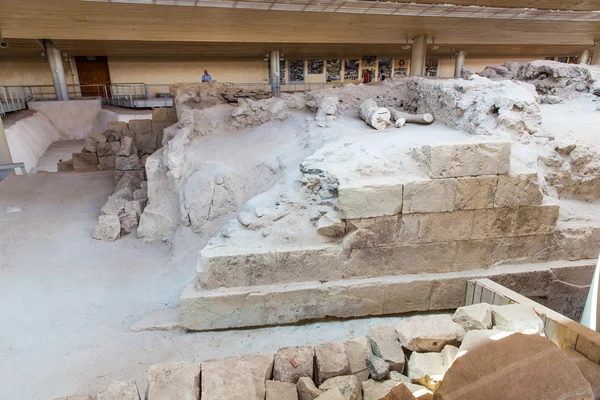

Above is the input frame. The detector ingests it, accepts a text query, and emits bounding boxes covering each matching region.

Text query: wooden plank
[465,281,475,306]
[575,335,591,356]
[481,287,495,305]
[473,282,483,305]
[473,278,600,359]
[545,319,559,345]
[493,293,510,306]
[587,342,600,364]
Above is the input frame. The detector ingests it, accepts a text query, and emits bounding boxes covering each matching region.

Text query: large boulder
[366,355,390,380]
[315,388,346,400]
[367,325,406,372]
[319,375,361,400]
[396,315,465,352]
[146,362,201,400]
[274,345,314,383]
[344,337,373,382]
[452,303,493,331]
[93,214,121,242]
[491,304,544,334]
[315,341,351,385]
[562,348,600,399]
[266,380,298,400]
[297,377,323,400]
[201,352,274,400]
[436,333,594,400]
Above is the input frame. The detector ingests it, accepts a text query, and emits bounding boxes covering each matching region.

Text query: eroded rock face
[405,76,541,136]
[480,60,600,96]
[436,333,594,400]
[231,95,306,129]
[201,352,274,400]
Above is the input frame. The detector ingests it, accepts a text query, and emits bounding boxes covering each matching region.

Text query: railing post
[9,88,16,111]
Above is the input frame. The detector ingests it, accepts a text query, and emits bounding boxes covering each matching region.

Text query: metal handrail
[0,81,338,115]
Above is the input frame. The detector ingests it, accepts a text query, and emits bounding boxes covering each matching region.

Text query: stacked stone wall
[197,140,561,290]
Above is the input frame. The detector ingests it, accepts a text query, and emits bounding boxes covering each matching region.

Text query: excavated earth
[131,61,600,334]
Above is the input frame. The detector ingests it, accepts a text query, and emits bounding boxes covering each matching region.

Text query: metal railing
[0,83,174,115]
[0,86,29,115]
[0,81,339,115]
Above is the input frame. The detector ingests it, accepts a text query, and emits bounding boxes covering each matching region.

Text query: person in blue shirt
[202,70,212,82]
[379,69,386,81]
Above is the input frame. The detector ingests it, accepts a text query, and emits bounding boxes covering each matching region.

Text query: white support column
[591,41,600,66]
[270,50,281,94]
[410,36,428,76]
[454,50,466,78]
[579,49,590,65]
[0,116,13,179]
[44,40,69,101]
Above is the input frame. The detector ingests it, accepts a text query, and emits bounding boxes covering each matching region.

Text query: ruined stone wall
[404,76,541,136]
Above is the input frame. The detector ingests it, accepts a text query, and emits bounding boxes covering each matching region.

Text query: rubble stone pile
[221,87,272,102]
[55,303,598,400]
[405,75,541,136]
[89,108,178,241]
[480,60,600,97]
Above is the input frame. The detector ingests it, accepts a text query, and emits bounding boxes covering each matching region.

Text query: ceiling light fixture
[402,38,411,50]
[431,38,440,50]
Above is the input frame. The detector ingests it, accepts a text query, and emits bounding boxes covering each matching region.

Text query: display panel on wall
[308,60,324,75]
[378,59,392,80]
[425,58,439,77]
[289,60,305,82]
[394,59,408,77]
[362,56,377,68]
[327,60,341,82]
[344,59,359,81]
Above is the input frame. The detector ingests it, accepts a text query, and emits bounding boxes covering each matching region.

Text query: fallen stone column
[389,108,433,127]
[359,99,391,130]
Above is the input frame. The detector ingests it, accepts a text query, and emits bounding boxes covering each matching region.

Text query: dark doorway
[74,56,111,97]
